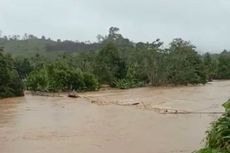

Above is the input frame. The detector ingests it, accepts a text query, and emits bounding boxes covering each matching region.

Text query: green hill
[0,36,99,57]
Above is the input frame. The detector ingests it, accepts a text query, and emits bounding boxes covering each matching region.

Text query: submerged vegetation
[196,100,230,153]
[0,27,230,98]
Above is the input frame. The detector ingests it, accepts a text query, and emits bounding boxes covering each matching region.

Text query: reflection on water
[0,80,229,153]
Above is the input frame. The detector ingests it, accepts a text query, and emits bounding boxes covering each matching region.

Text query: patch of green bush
[196,100,230,153]
[83,72,99,91]
[223,99,230,111]
[205,111,230,152]
[26,62,99,92]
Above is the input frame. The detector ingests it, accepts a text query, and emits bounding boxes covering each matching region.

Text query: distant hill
[0,35,99,57]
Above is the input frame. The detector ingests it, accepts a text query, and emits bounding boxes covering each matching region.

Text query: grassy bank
[196,99,230,153]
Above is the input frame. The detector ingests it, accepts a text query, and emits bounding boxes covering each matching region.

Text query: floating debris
[68,91,79,98]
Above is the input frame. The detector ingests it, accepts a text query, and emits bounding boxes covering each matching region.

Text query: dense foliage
[215,51,230,80]
[196,100,230,153]
[0,48,24,98]
[26,62,99,92]
[0,27,230,94]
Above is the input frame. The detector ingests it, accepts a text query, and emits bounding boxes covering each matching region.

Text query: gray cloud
[1,0,230,52]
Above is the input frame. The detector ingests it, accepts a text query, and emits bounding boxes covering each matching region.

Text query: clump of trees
[196,100,230,153]
[26,61,99,92]
[94,37,207,88]
[168,39,207,85]
[0,48,24,98]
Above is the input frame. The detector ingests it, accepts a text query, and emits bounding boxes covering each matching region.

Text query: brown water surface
[0,80,230,153]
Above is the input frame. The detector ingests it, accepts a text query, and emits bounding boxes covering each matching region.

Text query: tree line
[0,27,230,98]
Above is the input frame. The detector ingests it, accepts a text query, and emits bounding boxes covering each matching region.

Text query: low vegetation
[196,99,230,153]
[223,99,230,111]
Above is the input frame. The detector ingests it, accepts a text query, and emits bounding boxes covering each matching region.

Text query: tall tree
[94,42,126,85]
[168,39,207,85]
[203,53,216,81]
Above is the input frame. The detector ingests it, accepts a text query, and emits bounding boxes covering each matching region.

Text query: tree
[168,39,207,85]
[142,40,169,85]
[0,48,9,88]
[108,27,121,40]
[15,57,33,79]
[0,48,24,98]
[203,53,216,81]
[94,42,126,85]
[216,51,230,79]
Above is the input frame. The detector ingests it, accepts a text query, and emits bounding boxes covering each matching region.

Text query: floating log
[68,94,79,98]
[68,91,79,98]
[131,103,140,105]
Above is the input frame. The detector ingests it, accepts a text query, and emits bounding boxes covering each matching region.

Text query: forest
[0,27,230,98]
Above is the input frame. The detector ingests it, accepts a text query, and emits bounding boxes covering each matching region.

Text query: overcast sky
[0,0,230,52]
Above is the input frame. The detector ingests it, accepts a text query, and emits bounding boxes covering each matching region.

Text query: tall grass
[196,99,230,153]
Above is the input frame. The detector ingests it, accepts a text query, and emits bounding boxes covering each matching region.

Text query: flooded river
[0,80,230,153]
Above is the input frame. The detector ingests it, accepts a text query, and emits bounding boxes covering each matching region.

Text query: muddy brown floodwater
[0,80,230,153]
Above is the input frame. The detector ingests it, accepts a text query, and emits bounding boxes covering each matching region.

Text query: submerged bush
[114,79,144,89]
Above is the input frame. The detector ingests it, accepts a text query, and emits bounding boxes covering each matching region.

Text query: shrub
[26,68,48,91]
[223,99,230,111]
[205,111,230,152]
[196,100,230,153]
[83,72,99,91]
[25,63,99,92]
